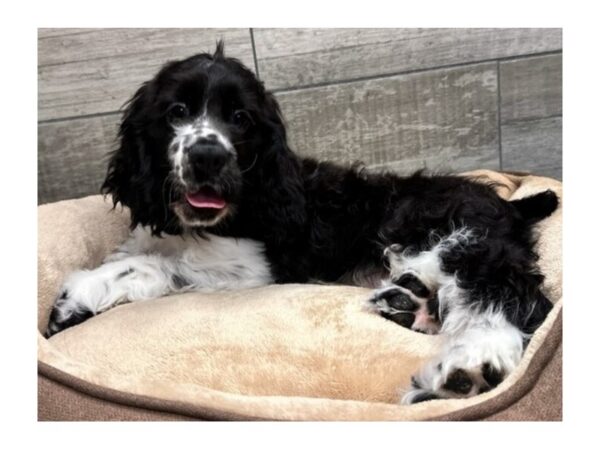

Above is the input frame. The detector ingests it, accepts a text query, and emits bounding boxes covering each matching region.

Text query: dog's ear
[102,82,179,235]
[250,92,307,241]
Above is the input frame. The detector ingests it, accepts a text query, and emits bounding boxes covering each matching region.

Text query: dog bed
[38,170,562,421]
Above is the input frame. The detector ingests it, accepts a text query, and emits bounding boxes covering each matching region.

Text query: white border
[2,0,597,446]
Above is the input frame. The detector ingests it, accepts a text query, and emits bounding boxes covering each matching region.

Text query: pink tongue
[185,191,226,209]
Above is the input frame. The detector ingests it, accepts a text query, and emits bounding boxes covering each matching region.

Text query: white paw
[45,268,130,337]
[401,320,524,403]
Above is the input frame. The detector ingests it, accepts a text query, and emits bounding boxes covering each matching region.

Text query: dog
[45,42,558,404]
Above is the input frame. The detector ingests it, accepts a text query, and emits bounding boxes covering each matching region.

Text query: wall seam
[497,60,504,171]
[249,28,261,79]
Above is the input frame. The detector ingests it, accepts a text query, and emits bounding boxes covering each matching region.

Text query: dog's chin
[172,201,232,228]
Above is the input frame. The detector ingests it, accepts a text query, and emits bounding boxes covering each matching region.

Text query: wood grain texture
[38,114,120,204]
[38,29,563,203]
[501,117,562,180]
[276,63,500,175]
[500,54,562,122]
[254,28,562,90]
[38,28,91,39]
[38,28,255,121]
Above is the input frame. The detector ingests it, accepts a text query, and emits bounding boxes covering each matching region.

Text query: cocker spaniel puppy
[46,42,558,404]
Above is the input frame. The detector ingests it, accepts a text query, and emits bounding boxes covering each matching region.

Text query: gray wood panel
[501,117,562,180]
[254,28,562,90]
[38,28,91,39]
[500,54,562,122]
[38,114,120,204]
[276,62,500,174]
[38,29,563,203]
[38,28,255,121]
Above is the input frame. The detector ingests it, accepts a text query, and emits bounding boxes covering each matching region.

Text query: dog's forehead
[165,63,254,108]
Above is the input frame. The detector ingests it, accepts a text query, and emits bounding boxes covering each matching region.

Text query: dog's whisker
[240,154,258,174]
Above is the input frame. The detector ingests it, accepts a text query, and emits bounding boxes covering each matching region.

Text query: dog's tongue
[185,189,226,209]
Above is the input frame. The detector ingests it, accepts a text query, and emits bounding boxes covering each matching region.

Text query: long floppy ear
[102,82,179,235]
[249,91,307,241]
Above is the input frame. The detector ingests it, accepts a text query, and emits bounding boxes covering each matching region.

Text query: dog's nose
[188,136,232,179]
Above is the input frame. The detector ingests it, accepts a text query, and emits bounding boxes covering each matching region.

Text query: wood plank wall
[38,28,562,204]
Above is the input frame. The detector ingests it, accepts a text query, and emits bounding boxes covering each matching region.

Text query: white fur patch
[52,227,272,325]
[169,116,235,184]
[197,118,234,153]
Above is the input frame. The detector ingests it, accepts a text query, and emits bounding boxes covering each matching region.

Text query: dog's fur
[46,42,558,404]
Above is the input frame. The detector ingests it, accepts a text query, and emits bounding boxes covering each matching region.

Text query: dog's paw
[366,280,440,334]
[44,269,113,338]
[403,363,507,404]
[45,289,95,338]
[400,327,523,404]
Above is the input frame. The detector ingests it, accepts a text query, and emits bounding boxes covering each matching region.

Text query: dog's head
[102,41,303,235]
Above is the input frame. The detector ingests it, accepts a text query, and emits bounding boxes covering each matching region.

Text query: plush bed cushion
[38,170,562,420]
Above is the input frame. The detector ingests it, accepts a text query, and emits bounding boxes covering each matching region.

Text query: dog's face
[102,42,298,234]
[160,47,269,227]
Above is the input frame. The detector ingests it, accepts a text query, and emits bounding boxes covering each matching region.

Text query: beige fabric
[38,171,562,420]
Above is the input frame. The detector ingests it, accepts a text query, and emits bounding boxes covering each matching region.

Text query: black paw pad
[374,290,419,329]
[371,289,418,311]
[394,273,430,298]
[381,311,415,328]
[443,369,473,394]
[386,291,418,312]
[482,363,505,388]
[371,289,421,329]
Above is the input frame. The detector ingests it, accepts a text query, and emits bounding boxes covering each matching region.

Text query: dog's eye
[232,110,253,131]
[167,103,189,123]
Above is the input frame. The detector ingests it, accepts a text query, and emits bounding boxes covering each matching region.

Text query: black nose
[188,137,232,179]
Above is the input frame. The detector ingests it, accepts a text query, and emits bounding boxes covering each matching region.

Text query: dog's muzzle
[172,132,240,227]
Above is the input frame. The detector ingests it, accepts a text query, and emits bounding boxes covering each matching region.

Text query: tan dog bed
[38,170,562,421]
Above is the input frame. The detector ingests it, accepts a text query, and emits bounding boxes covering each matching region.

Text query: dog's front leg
[45,254,181,337]
[45,230,272,337]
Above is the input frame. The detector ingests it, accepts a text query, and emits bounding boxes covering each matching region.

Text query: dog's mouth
[172,184,232,228]
[185,186,227,210]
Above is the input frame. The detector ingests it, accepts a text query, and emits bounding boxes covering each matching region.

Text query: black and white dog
[46,42,558,404]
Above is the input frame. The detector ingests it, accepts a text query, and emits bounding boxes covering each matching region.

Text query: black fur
[101,42,558,336]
